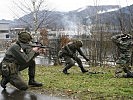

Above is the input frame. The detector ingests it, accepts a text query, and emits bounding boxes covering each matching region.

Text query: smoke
[61,15,79,35]
[61,15,92,37]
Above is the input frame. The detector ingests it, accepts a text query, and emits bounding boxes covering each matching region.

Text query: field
[21,65,133,100]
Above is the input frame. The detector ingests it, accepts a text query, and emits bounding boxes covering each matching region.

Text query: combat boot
[29,80,42,87]
[28,76,42,87]
[125,71,133,78]
[1,77,9,89]
[115,71,124,78]
[63,64,73,74]
[80,67,88,73]
[81,69,88,73]
[63,69,70,74]
[123,67,133,78]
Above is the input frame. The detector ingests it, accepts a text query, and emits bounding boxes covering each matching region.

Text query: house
[0,20,10,40]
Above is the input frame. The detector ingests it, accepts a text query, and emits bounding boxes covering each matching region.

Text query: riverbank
[21,65,133,100]
[0,51,53,66]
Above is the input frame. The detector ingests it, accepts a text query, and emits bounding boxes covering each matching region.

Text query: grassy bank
[21,65,133,100]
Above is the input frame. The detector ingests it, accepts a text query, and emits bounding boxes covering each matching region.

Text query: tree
[12,0,55,41]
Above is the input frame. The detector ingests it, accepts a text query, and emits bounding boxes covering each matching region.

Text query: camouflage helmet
[18,31,32,43]
[74,40,83,47]
[121,34,132,40]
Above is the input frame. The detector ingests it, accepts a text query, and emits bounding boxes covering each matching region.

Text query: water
[35,56,53,66]
[0,52,53,66]
[0,51,4,62]
[0,87,70,100]
[0,52,70,100]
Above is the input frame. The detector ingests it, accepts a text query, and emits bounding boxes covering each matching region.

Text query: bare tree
[11,0,55,41]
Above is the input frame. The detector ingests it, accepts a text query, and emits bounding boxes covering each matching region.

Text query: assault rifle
[30,41,54,49]
[31,45,54,49]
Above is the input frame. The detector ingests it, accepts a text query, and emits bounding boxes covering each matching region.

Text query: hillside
[9,5,120,30]
[1,4,133,32]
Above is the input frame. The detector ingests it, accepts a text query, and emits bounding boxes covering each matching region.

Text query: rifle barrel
[31,45,54,49]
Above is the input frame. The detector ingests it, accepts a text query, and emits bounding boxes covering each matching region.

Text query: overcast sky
[0,0,133,20]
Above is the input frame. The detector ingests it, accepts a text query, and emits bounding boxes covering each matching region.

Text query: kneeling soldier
[1,31,43,90]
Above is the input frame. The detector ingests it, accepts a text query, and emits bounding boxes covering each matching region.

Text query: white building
[0,20,10,40]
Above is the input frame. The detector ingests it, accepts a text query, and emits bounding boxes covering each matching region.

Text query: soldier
[111,33,133,78]
[58,40,89,74]
[0,31,43,90]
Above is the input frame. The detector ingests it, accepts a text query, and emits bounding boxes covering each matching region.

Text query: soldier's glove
[58,50,63,58]
[1,63,9,77]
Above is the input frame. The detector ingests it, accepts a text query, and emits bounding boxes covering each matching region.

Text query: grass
[20,65,133,100]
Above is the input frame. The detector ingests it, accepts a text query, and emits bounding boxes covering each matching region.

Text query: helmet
[74,40,83,47]
[121,34,132,40]
[18,31,32,43]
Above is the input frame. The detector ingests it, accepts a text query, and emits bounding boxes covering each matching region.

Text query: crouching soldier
[111,33,133,78]
[58,40,89,74]
[1,31,43,90]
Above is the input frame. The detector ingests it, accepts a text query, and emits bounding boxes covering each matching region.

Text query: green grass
[21,65,133,100]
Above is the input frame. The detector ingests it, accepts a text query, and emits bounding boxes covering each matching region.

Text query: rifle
[87,71,105,74]
[30,41,54,49]
[31,45,54,49]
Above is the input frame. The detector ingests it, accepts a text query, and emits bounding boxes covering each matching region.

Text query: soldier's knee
[69,62,75,66]
[75,58,82,64]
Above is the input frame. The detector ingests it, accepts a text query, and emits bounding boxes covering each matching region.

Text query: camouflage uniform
[111,33,133,78]
[58,40,89,74]
[1,32,42,90]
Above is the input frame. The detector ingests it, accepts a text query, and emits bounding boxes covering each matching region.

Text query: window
[0,30,9,33]
[6,34,9,38]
